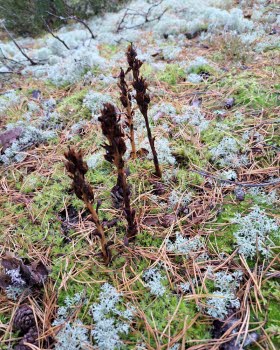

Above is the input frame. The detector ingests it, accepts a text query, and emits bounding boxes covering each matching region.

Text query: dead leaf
[0,127,23,151]
[160,214,176,228]
[152,180,166,195]
[1,253,20,270]
[136,148,149,158]
[30,261,49,284]
[0,274,11,289]
[143,216,160,227]
[31,90,41,99]
[0,254,49,289]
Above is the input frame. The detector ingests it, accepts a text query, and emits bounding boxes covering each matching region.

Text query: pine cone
[14,326,39,350]
[13,305,35,333]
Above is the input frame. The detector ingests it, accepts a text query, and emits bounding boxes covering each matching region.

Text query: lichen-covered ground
[0,1,279,349]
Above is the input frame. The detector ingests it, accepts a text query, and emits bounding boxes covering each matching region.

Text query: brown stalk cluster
[125,43,162,178]
[98,103,137,243]
[64,45,162,260]
[64,148,111,264]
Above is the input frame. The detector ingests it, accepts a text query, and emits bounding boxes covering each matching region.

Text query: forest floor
[0,1,279,349]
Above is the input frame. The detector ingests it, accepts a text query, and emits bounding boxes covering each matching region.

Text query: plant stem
[126,98,136,159]
[142,110,161,178]
[117,166,137,241]
[83,197,110,265]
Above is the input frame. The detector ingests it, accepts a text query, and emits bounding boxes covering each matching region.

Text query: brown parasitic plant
[118,67,137,159]
[98,103,137,243]
[64,147,111,264]
[126,43,162,178]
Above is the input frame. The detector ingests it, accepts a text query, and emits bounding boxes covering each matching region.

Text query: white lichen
[232,205,279,258]
[90,283,134,350]
[143,268,166,297]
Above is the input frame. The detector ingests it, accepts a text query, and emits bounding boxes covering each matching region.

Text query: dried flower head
[126,44,139,71]
[133,77,150,115]
[125,44,161,177]
[99,103,137,242]
[118,68,131,109]
[64,147,94,202]
[64,147,111,264]
[98,103,127,166]
[118,67,136,159]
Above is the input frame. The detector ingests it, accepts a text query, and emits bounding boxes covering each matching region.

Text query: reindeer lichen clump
[126,44,162,178]
[98,103,137,243]
[64,148,111,264]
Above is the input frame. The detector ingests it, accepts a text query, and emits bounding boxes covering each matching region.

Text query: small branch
[1,22,37,66]
[47,11,96,39]
[0,71,21,75]
[191,169,280,188]
[116,1,167,32]
[42,18,70,50]
[0,47,24,68]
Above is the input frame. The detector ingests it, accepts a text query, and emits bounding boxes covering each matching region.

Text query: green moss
[208,196,254,254]
[186,171,205,186]
[86,161,113,185]
[141,63,154,79]
[158,64,185,85]
[138,293,210,347]
[137,231,163,248]
[30,177,69,224]
[235,82,279,108]
[100,44,118,58]
[218,73,279,108]
[173,141,209,168]
[57,88,90,120]
[129,158,155,174]
[249,280,280,348]
[187,62,213,75]
[200,124,227,146]
[20,173,46,193]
